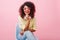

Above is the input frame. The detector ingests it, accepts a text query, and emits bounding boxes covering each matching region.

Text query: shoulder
[32,17,36,21]
[18,15,24,22]
[18,15,23,20]
[18,15,22,19]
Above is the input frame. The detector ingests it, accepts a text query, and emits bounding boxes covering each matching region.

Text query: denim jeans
[16,23,38,40]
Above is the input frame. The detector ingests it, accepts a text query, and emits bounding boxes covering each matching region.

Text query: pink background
[0,0,60,40]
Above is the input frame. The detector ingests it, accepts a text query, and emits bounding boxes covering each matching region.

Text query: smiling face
[23,5,30,15]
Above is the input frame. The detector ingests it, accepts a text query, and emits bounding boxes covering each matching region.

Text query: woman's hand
[24,15,31,21]
[28,28,36,32]
[23,15,31,31]
[20,30,24,35]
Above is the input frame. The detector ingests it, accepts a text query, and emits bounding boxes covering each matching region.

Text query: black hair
[19,1,36,19]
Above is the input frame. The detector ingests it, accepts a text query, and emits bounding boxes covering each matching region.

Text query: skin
[20,5,36,35]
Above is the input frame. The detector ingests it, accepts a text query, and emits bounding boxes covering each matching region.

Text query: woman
[16,1,37,40]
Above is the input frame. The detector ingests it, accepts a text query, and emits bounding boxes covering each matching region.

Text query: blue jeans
[16,23,37,40]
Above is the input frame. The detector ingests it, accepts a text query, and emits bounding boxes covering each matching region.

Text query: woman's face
[23,5,30,15]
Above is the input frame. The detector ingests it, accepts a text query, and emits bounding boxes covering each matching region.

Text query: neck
[25,14,29,17]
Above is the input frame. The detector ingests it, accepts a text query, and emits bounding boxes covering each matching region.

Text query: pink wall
[0,0,60,40]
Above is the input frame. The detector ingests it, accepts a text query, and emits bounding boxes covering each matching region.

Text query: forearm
[23,20,30,31]
[28,28,36,32]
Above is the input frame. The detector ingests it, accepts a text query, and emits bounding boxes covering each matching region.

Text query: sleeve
[18,16,25,30]
[32,18,37,30]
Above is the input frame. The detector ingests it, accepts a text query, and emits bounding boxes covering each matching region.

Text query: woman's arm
[20,17,30,35]
[23,20,30,31]
[23,15,31,31]
[28,18,36,32]
[28,28,36,32]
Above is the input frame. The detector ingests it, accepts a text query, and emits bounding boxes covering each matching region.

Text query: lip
[25,11,30,13]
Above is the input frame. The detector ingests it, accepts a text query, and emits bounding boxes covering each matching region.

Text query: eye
[23,5,31,10]
[28,8,31,10]
[23,8,26,10]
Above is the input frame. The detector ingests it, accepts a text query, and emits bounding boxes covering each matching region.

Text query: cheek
[24,10,25,12]
[28,9,31,12]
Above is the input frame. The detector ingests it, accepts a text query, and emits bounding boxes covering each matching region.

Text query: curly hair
[19,1,36,19]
